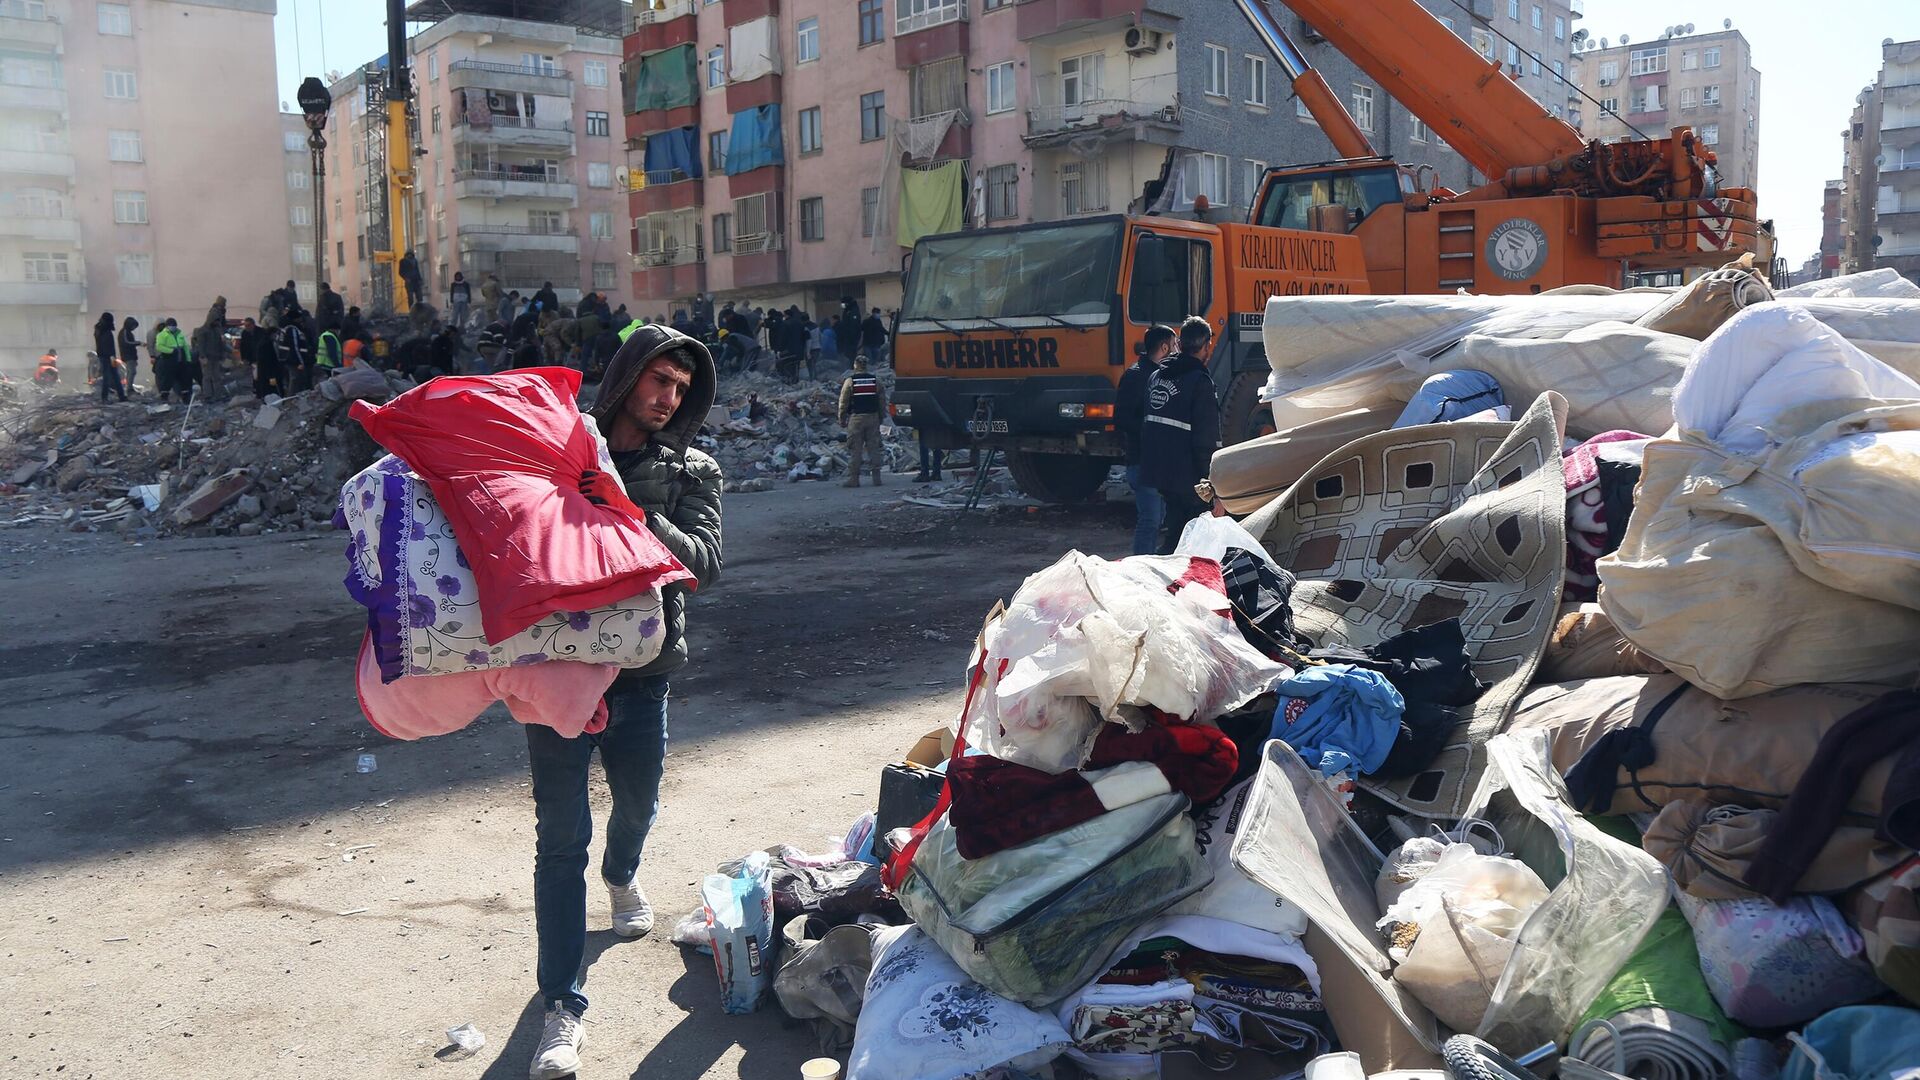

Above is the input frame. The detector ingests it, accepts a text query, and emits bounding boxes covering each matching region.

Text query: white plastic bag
[1173,514,1282,570]
[1376,844,1550,1036]
[702,850,776,1014]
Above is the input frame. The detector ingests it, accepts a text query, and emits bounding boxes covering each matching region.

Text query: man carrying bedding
[524,324,724,1080]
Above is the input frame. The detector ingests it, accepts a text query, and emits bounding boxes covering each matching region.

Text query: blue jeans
[526,673,670,1016]
[1126,465,1165,556]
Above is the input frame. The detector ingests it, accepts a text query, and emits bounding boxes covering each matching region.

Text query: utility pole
[297,77,333,308]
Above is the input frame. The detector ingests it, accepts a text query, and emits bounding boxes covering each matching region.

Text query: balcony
[1024,97,1183,149]
[730,231,785,288]
[0,214,80,243]
[0,81,64,112]
[733,231,782,256]
[0,147,74,177]
[1568,0,1583,16]
[630,0,698,54]
[451,169,578,203]
[447,60,574,100]
[631,169,702,215]
[897,0,964,36]
[633,243,703,268]
[0,12,61,49]
[452,114,574,152]
[1017,0,1174,42]
[0,279,86,307]
[456,224,580,254]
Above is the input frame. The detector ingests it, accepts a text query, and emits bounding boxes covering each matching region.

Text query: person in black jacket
[316,282,346,334]
[93,313,127,403]
[1137,316,1220,554]
[1115,323,1175,555]
[117,316,142,392]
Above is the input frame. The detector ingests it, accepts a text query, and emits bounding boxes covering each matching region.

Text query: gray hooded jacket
[589,325,723,678]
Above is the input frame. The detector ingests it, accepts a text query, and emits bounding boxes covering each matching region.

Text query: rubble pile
[0,383,388,536]
[695,369,916,491]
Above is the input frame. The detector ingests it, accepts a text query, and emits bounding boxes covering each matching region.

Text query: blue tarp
[724,104,783,176]
[643,126,702,184]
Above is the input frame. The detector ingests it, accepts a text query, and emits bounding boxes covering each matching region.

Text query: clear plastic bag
[1466,731,1668,1051]
[702,850,777,1014]
[1376,844,1551,1036]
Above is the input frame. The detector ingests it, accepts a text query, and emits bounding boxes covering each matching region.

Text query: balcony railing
[449,59,573,81]
[634,0,698,27]
[458,223,578,236]
[634,243,704,268]
[733,231,783,255]
[452,114,573,133]
[897,0,966,36]
[454,168,570,184]
[1028,97,1180,134]
[637,167,699,188]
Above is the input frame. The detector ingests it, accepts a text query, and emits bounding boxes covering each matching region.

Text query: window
[1680,50,1698,71]
[861,185,882,235]
[428,52,439,82]
[1185,152,1229,205]
[1599,60,1620,83]
[1599,97,1618,115]
[1060,52,1103,112]
[910,56,965,118]
[859,90,886,141]
[108,130,143,162]
[332,197,341,222]
[587,162,613,188]
[15,187,64,218]
[430,105,441,134]
[293,243,315,266]
[283,129,306,153]
[521,53,558,76]
[986,62,1015,115]
[1241,159,1266,206]
[435,205,445,238]
[897,0,962,35]
[1507,0,1518,18]
[1553,15,1565,40]
[858,0,884,46]
[1629,48,1667,76]
[291,204,311,227]
[711,211,732,252]
[23,251,71,282]
[1552,60,1564,79]
[1704,47,1721,68]
[97,2,131,35]
[1409,116,1429,143]
[705,47,725,89]
[103,69,138,99]
[799,196,824,241]
[733,193,776,247]
[798,106,823,154]
[1530,4,1541,29]
[985,164,1017,222]
[590,211,613,239]
[113,190,148,224]
[1472,28,1494,60]
[116,253,152,286]
[708,130,728,170]
[1205,44,1228,98]
[1699,122,1719,145]
[1127,234,1211,326]
[1679,87,1696,109]
[1703,84,1720,107]
[797,17,819,63]
[1351,84,1375,133]
[1296,97,1317,124]
[583,59,608,87]
[1245,55,1267,107]
[1060,158,1107,215]
[593,262,617,290]
[586,111,610,137]
[1529,56,1540,76]
[1631,84,1662,113]
[529,209,563,233]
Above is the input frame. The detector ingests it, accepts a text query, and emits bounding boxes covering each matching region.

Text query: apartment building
[281,111,318,304]
[1571,25,1761,189]
[0,0,288,374]
[320,2,635,316]
[622,0,1572,316]
[1830,39,1920,284]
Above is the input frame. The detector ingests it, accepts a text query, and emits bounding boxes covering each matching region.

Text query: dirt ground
[0,478,1136,1079]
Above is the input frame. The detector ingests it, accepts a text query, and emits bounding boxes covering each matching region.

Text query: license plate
[966,419,1009,434]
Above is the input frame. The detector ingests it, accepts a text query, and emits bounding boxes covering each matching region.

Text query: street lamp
[297,76,333,311]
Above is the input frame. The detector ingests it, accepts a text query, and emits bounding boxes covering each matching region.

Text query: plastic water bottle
[355,753,377,774]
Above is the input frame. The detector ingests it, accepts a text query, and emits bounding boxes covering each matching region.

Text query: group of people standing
[1116,315,1221,556]
[72,303,229,406]
[694,298,891,382]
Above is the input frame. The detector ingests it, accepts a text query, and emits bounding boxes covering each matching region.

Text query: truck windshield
[902,221,1121,321]
[1255,166,1406,230]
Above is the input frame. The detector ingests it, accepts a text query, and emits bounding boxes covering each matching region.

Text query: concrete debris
[172,469,254,526]
[694,368,920,489]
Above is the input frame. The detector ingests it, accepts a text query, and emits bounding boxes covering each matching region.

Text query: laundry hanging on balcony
[629,43,697,113]
[643,126,703,185]
[724,104,783,176]
[727,16,780,83]
[898,109,962,163]
[458,89,492,129]
[898,160,965,248]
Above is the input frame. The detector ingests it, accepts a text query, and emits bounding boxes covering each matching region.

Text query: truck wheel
[1005,450,1111,504]
[1221,371,1276,446]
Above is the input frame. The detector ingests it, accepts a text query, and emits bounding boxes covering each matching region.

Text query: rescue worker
[94,313,127,403]
[837,356,888,487]
[448,272,472,330]
[522,325,722,1080]
[481,273,505,325]
[860,307,888,364]
[274,319,311,393]
[239,317,280,398]
[316,282,345,334]
[533,280,559,315]
[315,325,345,379]
[33,348,60,388]
[118,316,142,392]
[1137,316,1220,554]
[195,297,230,401]
[153,320,193,403]
[398,250,423,311]
[1115,323,1176,555]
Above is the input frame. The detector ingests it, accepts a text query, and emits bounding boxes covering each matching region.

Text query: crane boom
[378,0,416,313]
[1234,0,1377,161]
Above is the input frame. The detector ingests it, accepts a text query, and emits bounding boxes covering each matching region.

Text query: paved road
[0,479,1131,1079]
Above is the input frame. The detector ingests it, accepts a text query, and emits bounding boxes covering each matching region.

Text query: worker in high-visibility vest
[33,349,60,388]
[315,328,344,378]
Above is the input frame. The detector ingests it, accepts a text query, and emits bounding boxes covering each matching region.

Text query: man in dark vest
[1138,316,1220,553]
[837,356,888,487]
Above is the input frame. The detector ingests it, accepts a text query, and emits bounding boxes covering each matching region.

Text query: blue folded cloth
[1270,664,1406,776]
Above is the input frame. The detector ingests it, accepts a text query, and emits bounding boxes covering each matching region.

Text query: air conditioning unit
[1598,77,1615,86]
[1123,26,1164,55]
[1299,18,1326,43]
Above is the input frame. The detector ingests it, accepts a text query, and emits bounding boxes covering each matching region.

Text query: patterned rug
[1241,393,1570,817]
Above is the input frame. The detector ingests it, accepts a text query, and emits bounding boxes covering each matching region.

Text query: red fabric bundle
[351,368,695,644]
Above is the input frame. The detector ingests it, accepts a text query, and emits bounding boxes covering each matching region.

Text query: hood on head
[589,324,715,453]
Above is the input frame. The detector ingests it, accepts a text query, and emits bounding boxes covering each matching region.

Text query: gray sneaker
[528,1003,583,1080]
[607,876,654,939]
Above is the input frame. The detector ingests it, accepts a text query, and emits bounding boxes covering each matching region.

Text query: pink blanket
[354,634,615,740]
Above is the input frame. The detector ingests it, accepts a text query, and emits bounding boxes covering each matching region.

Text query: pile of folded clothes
[335,367,692,740]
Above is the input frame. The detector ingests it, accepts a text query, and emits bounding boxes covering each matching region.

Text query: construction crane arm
[1234,0,1376,160]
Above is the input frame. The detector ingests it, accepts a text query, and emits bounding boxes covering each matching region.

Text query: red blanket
[351,368,694,644]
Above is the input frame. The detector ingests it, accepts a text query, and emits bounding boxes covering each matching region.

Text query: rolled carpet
[1569,1009,1728,1080]
[1568,905,1743,1080]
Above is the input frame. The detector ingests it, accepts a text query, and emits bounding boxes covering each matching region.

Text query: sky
[272,0,1920,269]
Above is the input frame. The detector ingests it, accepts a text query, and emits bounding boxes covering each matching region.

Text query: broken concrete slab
[171,469,252,526]
[251,402,283,431]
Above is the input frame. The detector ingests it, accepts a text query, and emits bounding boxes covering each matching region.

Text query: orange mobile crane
[889,0,1771,501]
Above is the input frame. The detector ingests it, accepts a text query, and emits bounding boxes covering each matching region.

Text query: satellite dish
[1684,22,1695,33]
[1723,18,1732,29]
[1887,38,1898,46]
[1600,37,1609,48]
[1620,34,1630,44]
